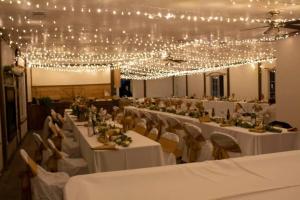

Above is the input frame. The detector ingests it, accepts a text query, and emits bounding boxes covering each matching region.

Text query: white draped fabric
[125,106,299,156]
[32,166,69,200]
[64,150,300,200]
[65,113,164,173]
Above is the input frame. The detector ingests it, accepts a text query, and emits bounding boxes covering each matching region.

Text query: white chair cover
[48,139,88,176]
[58,113,73,131]
[43,116,53,136]
[160,132,179,165]
[33,133,53,165]
[31,166,69,200]
[210,132,242,158]
[135,121,147,129]
[183,123,213,162]
[20,149,69,200]
[55,123,74,138]
[61,137,81,158]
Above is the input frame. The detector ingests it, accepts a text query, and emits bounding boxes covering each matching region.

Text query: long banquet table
[165,98,270,117]
[65,113,164,173]
[125,106,299,156]
[65,150,300,200]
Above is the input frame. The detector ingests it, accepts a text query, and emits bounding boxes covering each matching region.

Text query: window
[269,70,276,102]
[211,75,224,97]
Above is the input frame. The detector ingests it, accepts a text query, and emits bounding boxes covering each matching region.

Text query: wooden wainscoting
[32,84,111,100]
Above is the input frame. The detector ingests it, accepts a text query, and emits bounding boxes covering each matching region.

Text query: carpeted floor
[0,130,41,200]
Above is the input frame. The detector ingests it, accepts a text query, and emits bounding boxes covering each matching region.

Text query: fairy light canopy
[0,0,299,79]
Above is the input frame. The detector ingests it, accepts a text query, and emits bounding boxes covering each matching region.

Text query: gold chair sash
[212,142,230,160]
[159,137,178,154]
[133,125,147,135]
[210,134,242,160]
[183,134,205,162]
[147,132,159,141]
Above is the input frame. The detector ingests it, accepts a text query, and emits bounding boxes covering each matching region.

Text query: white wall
[146,77,173,97]
[276,37,300,128]
[174,76,186,97]
[188,73,204,97]
[132,80,144,98]
[130,62,272,101]
[229,64,258,100]
[31,68,111,86]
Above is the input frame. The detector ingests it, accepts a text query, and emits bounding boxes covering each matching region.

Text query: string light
[0,0,299,80]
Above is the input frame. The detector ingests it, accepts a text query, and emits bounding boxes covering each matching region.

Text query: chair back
[166,117,183,130]
[20,149,38,176]
[50,109,57,120]
[33,133,48,150]
[54,123,66,139]
[159,132,179,154]
[133,121,147,135]
[183,122,206,162]
[183,122,204,139]
[43,116,53,137]
[147,128,159,141]
[210,132,241,160]
[57,113,65,124]
[47,139,63,159]
[48,121,59,136]
[123,115,135,132]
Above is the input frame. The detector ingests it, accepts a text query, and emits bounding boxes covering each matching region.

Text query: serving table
[65,112,164,173]
[65,150,300,200]
[125,106,299,156]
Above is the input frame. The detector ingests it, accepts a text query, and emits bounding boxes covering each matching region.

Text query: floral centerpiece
[71,96,89,121]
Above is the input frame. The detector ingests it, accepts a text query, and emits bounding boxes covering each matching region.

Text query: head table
[65,150,300,200]
[65,113,164,173]
[161,98,270,117]
[125,106,299,156]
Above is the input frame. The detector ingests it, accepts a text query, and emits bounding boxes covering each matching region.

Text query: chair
[143,112,160,135]
[155,114,169,140]
[55,123,74,139]
[132,121,147,135]
[210,132,242,160]
[147,128,159,141]
[159,132,179,165]
[43,116,53,137]
[164,117,186,158]
[49,121,81,158]
[123,115,135,132]
[112,106,120,121]
[166,117,183,131]
[47,139,88,176]
[57,113,73,132]
[32,133,53,166]
[20,149,69,200]
[183,122,212,162]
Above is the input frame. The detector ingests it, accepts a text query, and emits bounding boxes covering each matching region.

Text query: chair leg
[19,170,32,200]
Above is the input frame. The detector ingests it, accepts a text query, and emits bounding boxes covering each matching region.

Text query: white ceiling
[0,0,299,78]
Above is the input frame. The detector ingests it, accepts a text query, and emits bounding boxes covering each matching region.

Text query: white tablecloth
[125,106,299,156]
[65,114,164,173]
[65,150,300,200]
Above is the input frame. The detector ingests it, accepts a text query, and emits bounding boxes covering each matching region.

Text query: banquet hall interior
[0,0,300,199]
